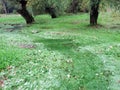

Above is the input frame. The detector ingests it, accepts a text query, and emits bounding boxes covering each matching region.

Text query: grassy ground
[0,13,120,90]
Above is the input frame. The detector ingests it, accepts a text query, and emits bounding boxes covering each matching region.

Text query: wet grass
[0,13,120,90]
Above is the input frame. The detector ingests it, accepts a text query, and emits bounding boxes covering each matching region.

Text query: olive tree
[90,0,101,25]
[90,0,120,26]
[8,0,34,24]
[28,0,69,18]
[108,0,120,10]
[0,0,8,14]
[67,0,89,13]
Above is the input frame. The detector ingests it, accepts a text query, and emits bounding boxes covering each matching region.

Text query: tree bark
[17,0,34,24]
[1,0,8,14]
[68,0,79,13]
[45,7,57,18]
[90,0,100,25]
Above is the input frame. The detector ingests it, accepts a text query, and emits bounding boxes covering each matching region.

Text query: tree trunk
[17,0,34,24]
[90,0,100,25]
[1,0,8,14]
[45,7,57,18]
[68,0,79,13]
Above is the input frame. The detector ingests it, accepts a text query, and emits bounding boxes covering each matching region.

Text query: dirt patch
[31,30,39,34]
[41,26,53,29]
[87,24,104,28]
[19,43,36,49]
[109,24,120,29]
[46,31,80,36]
[71,21,80,25]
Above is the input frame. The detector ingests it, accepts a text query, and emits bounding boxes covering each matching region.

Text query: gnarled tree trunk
[90,0,100,25]
[17,0,34,24]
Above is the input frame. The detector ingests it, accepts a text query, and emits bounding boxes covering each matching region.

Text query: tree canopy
[3,0,120,24]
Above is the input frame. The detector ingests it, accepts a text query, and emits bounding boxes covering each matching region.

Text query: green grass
[0,13,120,90]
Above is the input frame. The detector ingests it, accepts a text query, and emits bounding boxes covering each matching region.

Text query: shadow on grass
[33,38,109,89]
[34,38,74,51]
[0,23,25,32]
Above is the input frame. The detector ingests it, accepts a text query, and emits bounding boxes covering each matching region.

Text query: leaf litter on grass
[0,47,75,90]
[75,42,120,90]
[1,13,120,90]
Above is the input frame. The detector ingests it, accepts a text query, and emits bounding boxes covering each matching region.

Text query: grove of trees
[0,0,120,25]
